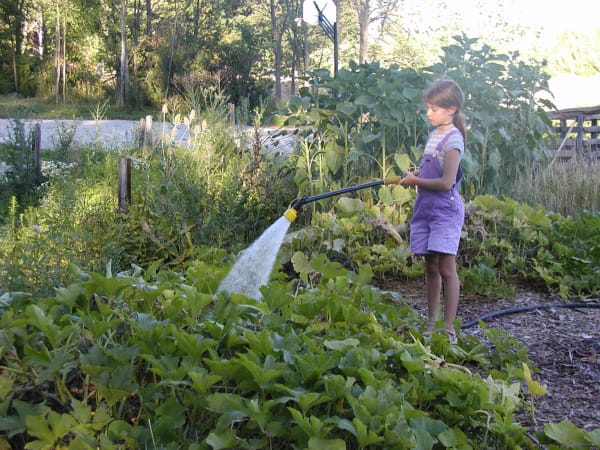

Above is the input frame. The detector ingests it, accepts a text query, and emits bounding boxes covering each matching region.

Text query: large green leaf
[308,437,346,450]
[543,420,591,449]
[335,197,365,215]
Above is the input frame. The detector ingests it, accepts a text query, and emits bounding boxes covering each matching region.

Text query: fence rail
[547,106,600,160]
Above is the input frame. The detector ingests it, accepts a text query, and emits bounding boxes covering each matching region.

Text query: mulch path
[378,277,600,437]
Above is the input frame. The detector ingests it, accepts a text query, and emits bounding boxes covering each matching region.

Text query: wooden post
[228,104,235,128]
[32,123,42,184]
[140,115,153,156]
[118,157,131,214]
[576,113,584,157]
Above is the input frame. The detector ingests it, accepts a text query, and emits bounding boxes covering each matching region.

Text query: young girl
[400,78,467,344]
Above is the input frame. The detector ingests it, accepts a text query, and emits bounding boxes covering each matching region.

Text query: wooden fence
[547,106,600,161]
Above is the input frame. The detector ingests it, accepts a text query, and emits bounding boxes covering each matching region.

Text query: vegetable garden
[0,37,598,449]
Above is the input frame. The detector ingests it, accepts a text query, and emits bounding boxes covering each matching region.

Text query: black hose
[291,179,386,210]
[461,302,600,329]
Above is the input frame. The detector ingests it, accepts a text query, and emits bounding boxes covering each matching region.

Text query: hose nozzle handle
[383,176,403,185]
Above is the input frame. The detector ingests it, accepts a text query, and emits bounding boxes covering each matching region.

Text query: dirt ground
[381,278,600,438]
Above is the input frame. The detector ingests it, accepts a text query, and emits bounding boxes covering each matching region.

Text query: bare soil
[379,278,600,437]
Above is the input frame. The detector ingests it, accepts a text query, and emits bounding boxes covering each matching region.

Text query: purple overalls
[409,129,464,256]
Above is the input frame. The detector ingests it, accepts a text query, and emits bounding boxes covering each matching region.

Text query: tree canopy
[0,0,594,110]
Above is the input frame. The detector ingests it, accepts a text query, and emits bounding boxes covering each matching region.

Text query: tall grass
[512,157,600,216]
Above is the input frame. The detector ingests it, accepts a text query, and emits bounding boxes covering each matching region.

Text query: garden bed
[383,278,600,437]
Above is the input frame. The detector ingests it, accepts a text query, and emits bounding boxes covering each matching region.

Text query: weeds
[50,120,77,161]
[0,118,42,217]
[513,157,600,216]
[0,86,296,297]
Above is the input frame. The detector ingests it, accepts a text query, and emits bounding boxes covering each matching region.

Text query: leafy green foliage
[0,256,551,449]
[0,118,42,214]
[462,196,600,298]
[541,420,600,449]
[428,34,555,198]
[277,35,554,200]
[0,61,597,449]
[280,62,427,194]
[282,193,599,299]
[0,97,297,298]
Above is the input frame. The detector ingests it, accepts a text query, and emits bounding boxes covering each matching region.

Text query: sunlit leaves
[522,363,547,397]
[544,420,600,449]
[0,239,596,447]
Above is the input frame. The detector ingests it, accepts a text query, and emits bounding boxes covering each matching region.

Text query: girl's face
[425,103,456,128]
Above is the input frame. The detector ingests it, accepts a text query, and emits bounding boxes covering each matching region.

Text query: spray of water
[216,215,293,300]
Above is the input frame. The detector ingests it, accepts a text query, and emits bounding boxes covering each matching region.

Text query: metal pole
[333,21,338,76]
[314,1,338,76]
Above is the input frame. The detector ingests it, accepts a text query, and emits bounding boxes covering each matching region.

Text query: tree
[268,0,303,103]
[351,0,401,64]
[353,0,368,63]
[116,0,129,107]
[0,0,33,93]
[269,0,283,101]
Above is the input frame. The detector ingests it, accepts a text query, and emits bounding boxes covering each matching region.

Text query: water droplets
[217,215,293,300]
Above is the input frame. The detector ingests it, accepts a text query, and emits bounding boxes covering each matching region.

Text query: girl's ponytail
[454,111,467,142]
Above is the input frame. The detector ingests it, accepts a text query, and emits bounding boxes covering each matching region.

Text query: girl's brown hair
[423,78,467,140]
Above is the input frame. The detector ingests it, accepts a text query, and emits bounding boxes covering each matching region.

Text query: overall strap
[435,128,462,153]
[435,128,463,187]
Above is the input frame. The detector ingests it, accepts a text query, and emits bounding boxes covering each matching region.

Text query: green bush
[0,119,42,218]
[0,99,297,298]
[277,34,554,201]
[0,258,546,449]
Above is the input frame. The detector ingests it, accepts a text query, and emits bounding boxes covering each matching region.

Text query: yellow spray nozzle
[283,208,298,223]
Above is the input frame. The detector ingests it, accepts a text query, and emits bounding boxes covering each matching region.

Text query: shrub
[277,34,554,201]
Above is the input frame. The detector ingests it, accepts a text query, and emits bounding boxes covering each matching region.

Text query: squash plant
[1,253,598,448]
[461,196,600,298]
[282,193,599,299]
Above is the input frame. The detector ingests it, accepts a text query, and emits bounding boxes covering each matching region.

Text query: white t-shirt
[423,128,464,167]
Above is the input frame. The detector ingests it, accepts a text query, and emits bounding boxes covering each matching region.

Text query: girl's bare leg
[424,254,442,325]
[438,253,460,332]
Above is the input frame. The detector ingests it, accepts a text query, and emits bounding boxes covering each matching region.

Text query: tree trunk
[11,0,27,93]
[117,0,129,107]
[54,1,60,103]
[303,20,309,75]
[164,0,179,101]
[132,0,140,79]
[193,0,200,38]
[62,10,66,103]
[36,10,44,57]
[270,0,282,102]
[12,47,18,93]
[356,0,369,64]
[145,0,152,39]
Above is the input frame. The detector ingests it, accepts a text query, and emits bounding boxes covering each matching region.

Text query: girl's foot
[445,328,457,344]
[424,321,436,335]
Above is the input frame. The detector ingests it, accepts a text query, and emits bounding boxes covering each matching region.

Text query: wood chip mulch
[378,278,600,437]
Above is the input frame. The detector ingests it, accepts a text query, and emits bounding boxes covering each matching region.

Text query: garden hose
[290,176,403,211]
[461,302,600,329]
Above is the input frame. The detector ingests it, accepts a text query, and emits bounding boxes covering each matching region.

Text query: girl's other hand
[400,170,419,186]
